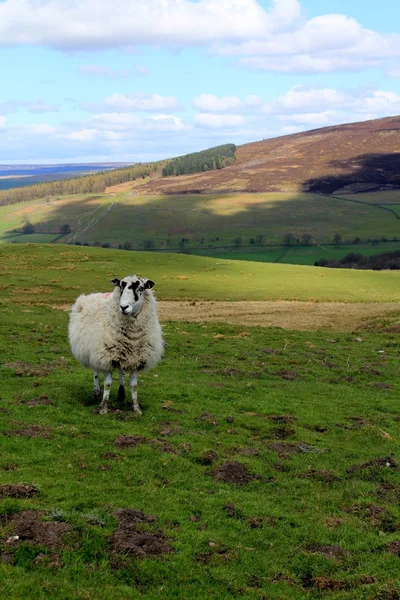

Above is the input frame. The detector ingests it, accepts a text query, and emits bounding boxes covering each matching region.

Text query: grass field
[192,242,400,266]
[1,190,400,254]
[1,244,400,304]
[0,244,399,599]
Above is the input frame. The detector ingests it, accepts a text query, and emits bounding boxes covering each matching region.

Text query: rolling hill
[123,115,400,195]
[0,116,399,262]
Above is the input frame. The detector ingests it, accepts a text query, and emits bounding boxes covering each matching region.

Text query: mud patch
[385,541,400,556]
[233,447,260,457]
[0,484,39,498]
[110,508,171,558]
[197,450,218,465]
[213,461,258,485]
[347,456,398,474]
[20,395,53,407]
[114,435,146,448]
[156,422,183,436]
[373,382,394,389]
[101,451,121,460]
[149,439,190,455]
[311,577,348,591]
[4,424,51,438]
[277,370,300,380]
[307,544,349,559]
[4,510,71,550]
[299,469,340,483]
[269,425,296,440]
[268,441,320,457]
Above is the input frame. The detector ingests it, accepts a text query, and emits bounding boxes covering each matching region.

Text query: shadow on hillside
[26,182,400,251]
[303,153,400,194]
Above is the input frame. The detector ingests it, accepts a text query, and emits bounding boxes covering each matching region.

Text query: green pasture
[192,242,400,265]
[1,190,399,253]
[0,267,400,598]
[1,244,399,304]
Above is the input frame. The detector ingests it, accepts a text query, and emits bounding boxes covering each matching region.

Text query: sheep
[68,275,163,415]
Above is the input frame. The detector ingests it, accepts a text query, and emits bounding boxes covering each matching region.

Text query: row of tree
[315,250,400,270]
[0,163,158,207]
[161,144,236,177]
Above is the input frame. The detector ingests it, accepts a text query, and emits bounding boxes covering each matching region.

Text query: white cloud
[0,0,398,75]
[0,0,271,50]
[63,129,98,141]
[0,116,6,129]
[82,93,182,113]
[194,113,245,128]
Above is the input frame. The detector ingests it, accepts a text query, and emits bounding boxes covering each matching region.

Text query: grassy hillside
[0,245,399,599]
[0,244,399,305]
[0,191,399,254]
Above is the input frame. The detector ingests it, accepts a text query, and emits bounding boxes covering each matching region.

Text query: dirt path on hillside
[57,300,398,332]
[157,300,399,332]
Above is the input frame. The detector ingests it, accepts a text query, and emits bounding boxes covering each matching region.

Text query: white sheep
[68,275,163,414]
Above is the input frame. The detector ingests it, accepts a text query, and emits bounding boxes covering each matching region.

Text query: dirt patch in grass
[277,369,300,380]
[311,577,349,591]
[269,425,296,440]
[213,461,258,485]
[307,544,349,559]
[385,541,400,556]
[0,484,39,498]
[347,456,398,474]
[4,510,72,550]
[267,441,320,457]
[4,424,51,438]
[377,482,400,503]
[156,422,183,436]
[373,382,394,389]
[110,508,171,558]
[149,439,190,455]
[157,301,400,332]
[114,435,146,448]
[299,469,340,483]
[19,395,53,407]
[197,450,218,465]
[233,447,260,457]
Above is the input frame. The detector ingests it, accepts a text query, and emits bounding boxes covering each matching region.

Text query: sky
[1,0,400,163]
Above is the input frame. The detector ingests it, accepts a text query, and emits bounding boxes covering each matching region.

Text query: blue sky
[1,0,400,163]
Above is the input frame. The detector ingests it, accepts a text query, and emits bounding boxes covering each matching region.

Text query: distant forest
[315,250,400,270]
[162,144,236,177]
[0,142,237,207]
[0,163,158,206]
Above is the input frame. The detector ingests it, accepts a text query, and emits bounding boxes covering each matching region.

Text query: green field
[0,245,399,599]
[1,244,400,304]
[192,242,400,266]
[1,191,399,256]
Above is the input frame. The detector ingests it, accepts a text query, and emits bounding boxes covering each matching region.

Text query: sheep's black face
[111,275,155,316]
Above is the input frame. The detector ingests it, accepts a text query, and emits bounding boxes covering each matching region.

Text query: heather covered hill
[130,115,400,195]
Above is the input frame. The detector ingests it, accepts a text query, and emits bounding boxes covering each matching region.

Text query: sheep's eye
[138,286,144,293]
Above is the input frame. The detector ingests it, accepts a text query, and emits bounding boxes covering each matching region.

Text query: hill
[127,115,400,195]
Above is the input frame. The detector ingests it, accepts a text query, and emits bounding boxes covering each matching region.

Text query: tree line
[0,163,158,207]
[161,144,236,177]
[315,250,400,270]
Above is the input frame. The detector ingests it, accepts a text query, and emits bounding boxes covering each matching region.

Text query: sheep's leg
[129,371,141,415]
[94,371,112,415]
[118,369,125,403]
[93,371,101,401]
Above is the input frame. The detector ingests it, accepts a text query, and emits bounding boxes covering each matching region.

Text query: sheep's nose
[120,305,129,313]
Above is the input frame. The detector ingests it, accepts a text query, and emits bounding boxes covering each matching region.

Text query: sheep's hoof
[93,405,108,415]
[133,405,142,416]
[117,385,125,403]
[93,390,101,402]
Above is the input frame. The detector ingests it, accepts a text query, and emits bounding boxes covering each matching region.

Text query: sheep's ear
[144,279,155,289]
[110,278,121,287]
